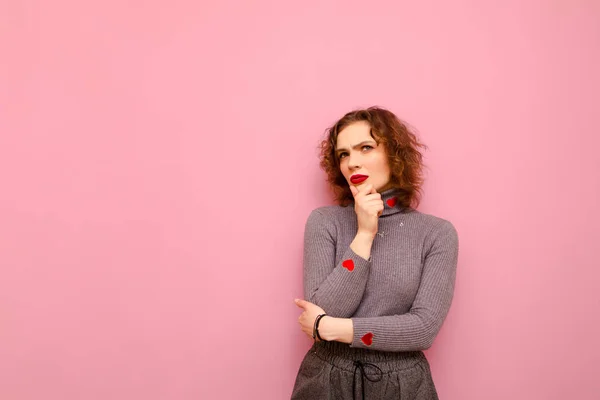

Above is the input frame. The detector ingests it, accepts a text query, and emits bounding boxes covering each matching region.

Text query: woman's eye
[362,146,373,151]
[339,153,348,159]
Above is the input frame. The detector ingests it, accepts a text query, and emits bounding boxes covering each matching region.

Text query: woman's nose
[348,154,362,169]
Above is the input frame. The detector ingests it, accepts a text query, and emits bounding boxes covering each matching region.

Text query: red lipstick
[350,174,368,184]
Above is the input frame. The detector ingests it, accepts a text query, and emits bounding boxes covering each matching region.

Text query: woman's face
[335,121,392,192]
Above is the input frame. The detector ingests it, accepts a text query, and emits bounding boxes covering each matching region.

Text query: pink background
[1,1,599,399]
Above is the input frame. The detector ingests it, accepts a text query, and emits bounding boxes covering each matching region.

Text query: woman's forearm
[349,231,375,261]
[319,316,354,344]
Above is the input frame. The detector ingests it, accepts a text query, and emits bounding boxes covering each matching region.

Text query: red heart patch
[386,197,397,207]
[342,259,354,272]
[361,332,374,346]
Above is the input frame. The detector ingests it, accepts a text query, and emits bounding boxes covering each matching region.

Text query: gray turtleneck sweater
[303,189,459,352]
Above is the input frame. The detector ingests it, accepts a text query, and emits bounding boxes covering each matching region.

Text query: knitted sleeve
[303,209,371,317]
[350,220,459,351]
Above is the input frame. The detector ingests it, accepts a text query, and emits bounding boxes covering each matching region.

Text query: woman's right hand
[350,184,384,237]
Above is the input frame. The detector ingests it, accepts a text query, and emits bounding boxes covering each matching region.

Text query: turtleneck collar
[349,188,409,216]
[378,188,408,217]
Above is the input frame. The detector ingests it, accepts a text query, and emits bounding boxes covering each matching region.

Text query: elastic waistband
[312,341,426,374]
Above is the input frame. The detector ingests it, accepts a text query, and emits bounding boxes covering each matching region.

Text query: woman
[292,107,458,399]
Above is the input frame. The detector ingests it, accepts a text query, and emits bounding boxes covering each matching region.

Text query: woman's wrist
[350,232,375,260]
[355,230,376,241]
[319,317,354,344]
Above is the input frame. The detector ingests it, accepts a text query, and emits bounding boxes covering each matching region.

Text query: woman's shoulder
[307,203,353,219]
[304,204,354,228]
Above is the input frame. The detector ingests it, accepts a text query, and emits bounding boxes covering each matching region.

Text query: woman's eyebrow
[335,140,377,154]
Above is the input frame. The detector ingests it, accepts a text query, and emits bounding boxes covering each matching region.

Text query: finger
[369,185,378,195]
[363,199,384,208]
[350,185,358,197]
[358,184,373,196]
[364,193,382,201]
[294,298,308,309]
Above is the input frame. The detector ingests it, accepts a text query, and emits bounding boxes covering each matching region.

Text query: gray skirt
[291,341,439,400]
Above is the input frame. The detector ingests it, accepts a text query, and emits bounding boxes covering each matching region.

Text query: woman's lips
[350,175,369,184]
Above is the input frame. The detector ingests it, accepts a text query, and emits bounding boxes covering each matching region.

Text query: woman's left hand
[294,299,326,340]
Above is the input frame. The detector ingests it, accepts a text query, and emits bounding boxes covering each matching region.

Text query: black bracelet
[314,314,327,341]
[312,314,320,340]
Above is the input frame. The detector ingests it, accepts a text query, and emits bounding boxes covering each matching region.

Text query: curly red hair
[319,106,427,208]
